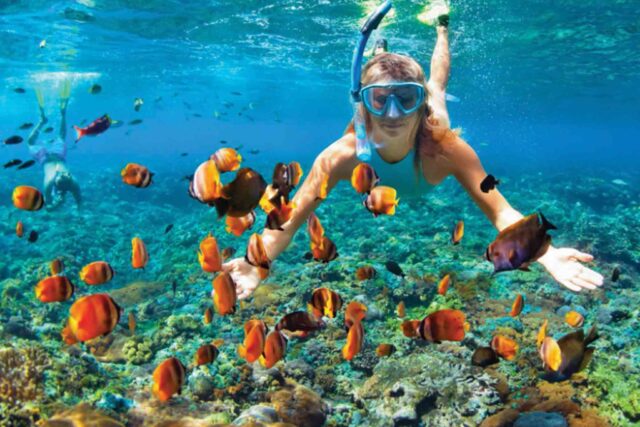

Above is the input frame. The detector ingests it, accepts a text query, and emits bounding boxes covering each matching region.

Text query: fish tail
[584,325,599,346]
[73,126,85,142]
[538,211,557,231]
[237,344,246,359]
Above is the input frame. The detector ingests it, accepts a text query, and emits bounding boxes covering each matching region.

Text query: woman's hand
[221,257,262,300]
[537,247,604,292]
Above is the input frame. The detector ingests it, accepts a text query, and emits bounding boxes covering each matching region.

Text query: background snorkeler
[222,2,604,299]
[27,80,82,210]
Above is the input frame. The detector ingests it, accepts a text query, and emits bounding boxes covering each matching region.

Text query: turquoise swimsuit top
[368,146,434,196]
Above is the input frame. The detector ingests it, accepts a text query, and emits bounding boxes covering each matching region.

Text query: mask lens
[362,83,424,116]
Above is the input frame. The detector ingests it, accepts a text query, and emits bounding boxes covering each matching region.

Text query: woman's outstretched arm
[448,136,604,292]
[426,19,451,128]
[223,134,359,299]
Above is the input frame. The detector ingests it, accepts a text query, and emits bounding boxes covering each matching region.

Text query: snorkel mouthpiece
[350,0,393,161]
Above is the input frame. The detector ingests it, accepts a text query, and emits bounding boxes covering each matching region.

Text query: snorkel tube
[351,0,393,161]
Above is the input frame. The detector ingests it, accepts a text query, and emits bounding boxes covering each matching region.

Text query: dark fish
[192,113,202,118]
[486,212,556,273]
[172,281,177,299]
[183,174,194,181]
[17,160,36,170]
[19,122,34,130]
[180,152,188,156]
[14,88,26,94]
[249,149,259,155]
[276,311,325,335]
[480,174,500,193]
[472,347,499,367]
[235,144,244,151]
[4,135,24,145]
[544,326,598,382]
[385,261,405,277]
[164,224,173,234]
[44,127,54,133]
[3,159,22,168]
[89,84,102,94]
[231,91,242,96]
[213,168,267,218]
[28,230,38,243]
[220,140,227,144]
[611,267,620,282]
[129,119,143,125]
[303,252,313,260]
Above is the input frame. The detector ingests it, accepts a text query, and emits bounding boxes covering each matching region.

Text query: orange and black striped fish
[225,211,255,236]
[12,185,44,211]
[396,301,406,318]
[540,326,598,380]
[260,330,287,369]
[245,233,271,270]
[417,309,466,342]
[351,163,379,194]
[210,147,242,172]
[510,294,524,317]
[214,168,267,218]
[375,343,396,357]
[62,293,121,344]
[317,172,329,200]
[565,311,584,328]
[79,261,114,285]
[536,319,548,349]
[194,344,219,366]
[451,220,464,245]
[490,335,519,361]
[50,258,64,275]
[189,159,223,204]
[311,236,338,263]
[152,357,186,402]
[437,274,451,296]
[35,275,74,303]
[131,237,149,269]
[272,161,303,198]
[198,234,221,273]
[342,320,364,361]
[309,288,343,319]
[266,196,296,231]
[539,336,562,371]
[259,184,280,214]
[344,301,367,329]
[204,307,213,325]
[16,220,24,238]
[401,319,421,338]
[307,212,325,248]
[276,311,325,337]
[363,185,398,217]
[121,163,153,188]
[355,266,376,281]
[237,319,268,363]
[128,312,136,335]
[212,272,237,315]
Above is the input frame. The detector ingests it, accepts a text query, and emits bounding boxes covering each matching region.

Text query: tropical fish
[480,174,500,193]
[152,357,185,402]
[4,136,23,145]
[363,185,399,216]
[212,272,237,315]
[74,114,112,142]
[259,185,280,214]
[194,344,219,366]
[28,230,38,243]
[265,197,296,230]
[486,212,556,273]
[129,119,143,125]
[121,163,153,188]
[342,320,364,361]
[271,161,303,202]
[249,149,259,155]
[39,39,46,48]
[309,288,343,319]
[35,276,74,303]
[198,234,222,273]
[89,84,102,94]
[134,98,144,111]
[237,319,268,363]
[611,267,620,282]
[351,163,379,194]
[203,307,213,325]
[245,233,271,270]
[565,311,584,328]
[376,344,396,357]
[276,311,325,337]
[12,185,44,211]
[344,301,368,329]
[50,258,64,275]
[44,127,53,133]
[471,347,499,367]
[536,320,548,349]
[213,168,267,218]
[164,224,173,234]
[312,236,338,263]
[19,122,34,130]
[131,237,149,269]
[490,335,519,361]
[62,293,121,344]
[539,336,563,372]
[385,261,404,277]
[225,211,255,236]
[417,309,466,342]
[13,87,26,93]
[401,319,421,338]
[128,312,136,335]
[221,247,236,260]
[317,173,329,200]
[396,301,406,318]
[510,294,524,317]
[15,221,24,238]
[307,212,325,249]
[437,274,451,295]
[180,152,188,157]
[210,147,242,172]
[260,330,287,368]
[189,160,223,204]
[4,159,22,168]
[451,220,464,244]
[356,266,376,281]
[79,261,114,285]
[16,160,35,170]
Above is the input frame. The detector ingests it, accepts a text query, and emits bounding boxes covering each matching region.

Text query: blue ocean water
[1,1,639,426]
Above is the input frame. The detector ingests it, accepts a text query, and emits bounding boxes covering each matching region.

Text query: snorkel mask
[350,0,393,161]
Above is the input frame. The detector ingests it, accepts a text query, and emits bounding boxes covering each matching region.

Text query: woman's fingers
[560,279,582,292]
[571,276,598,290]
[579,267,604,287]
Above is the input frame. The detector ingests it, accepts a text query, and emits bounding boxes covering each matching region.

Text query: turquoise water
[1,1,639,426]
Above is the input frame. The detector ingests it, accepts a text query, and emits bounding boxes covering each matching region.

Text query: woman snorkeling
[222,4,604,299]
[27,80,82,209]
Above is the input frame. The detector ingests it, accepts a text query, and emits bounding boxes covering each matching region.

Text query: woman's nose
[384,99,401,119]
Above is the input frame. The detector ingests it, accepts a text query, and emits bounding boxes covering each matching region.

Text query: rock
[4,317,36,340]
[41,403,124,426]
[271,384,329,427]
[232,405,279,425]
[480,408,520,427]
[96,392,132,412]
[514,411,568,427]
[189,371,216,401]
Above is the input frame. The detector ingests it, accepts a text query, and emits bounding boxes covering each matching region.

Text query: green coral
[123,336,154,365]
[588,356,640,425]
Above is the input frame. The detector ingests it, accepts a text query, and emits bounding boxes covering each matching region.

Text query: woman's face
[364,80,422,143]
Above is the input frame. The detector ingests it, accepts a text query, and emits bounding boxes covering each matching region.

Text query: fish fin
[538,212,557,231]
[578,347,595,372]
[237,344,246,359]
[584,325,599,346]
[213,198,229,218]
[73,126,84,142]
